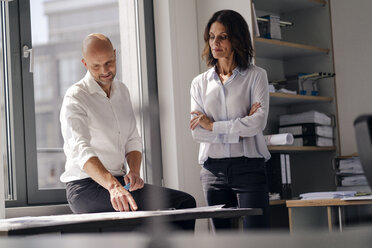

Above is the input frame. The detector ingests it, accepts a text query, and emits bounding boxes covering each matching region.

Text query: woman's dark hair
[202,10,253,70]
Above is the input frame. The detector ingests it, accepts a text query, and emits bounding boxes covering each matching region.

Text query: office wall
[331,0,372,155]
[0,158,4,218]
[153,0,206,230]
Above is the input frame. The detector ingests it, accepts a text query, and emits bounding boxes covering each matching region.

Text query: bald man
[59,34,196,230]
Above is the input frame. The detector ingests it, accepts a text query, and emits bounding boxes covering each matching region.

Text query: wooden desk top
[286,198,372,208]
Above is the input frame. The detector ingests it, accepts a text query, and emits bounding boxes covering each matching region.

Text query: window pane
[30,0,122,189]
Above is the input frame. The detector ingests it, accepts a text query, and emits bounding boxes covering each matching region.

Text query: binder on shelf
[266,154,292,199]
[257,15,281,40]
[293,135,333,147]
[279,123,333,138]
[283,154,292,199]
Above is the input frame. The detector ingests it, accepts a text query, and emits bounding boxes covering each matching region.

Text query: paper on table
[0,205,226,231]
[300,191,356,200]
[341,195,372,201]
[264,133,294,146]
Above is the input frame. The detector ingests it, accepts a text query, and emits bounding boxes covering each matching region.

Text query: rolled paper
[264,133,294,146]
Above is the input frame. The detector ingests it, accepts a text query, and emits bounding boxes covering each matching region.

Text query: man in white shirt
[60,33,195,230]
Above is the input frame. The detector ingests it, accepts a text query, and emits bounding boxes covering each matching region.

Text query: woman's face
[209,21,234,61]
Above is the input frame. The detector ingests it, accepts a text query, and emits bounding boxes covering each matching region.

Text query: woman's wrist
[208,122,214,131]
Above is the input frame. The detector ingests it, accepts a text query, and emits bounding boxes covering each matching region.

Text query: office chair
[354,115,372,187]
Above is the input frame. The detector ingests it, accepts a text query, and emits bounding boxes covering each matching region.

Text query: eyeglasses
[209,34,229,43]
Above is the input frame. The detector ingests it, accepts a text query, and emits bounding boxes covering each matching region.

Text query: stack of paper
[335,156,371,193]
[279,110,331,126]
[341,175,368,186]
[338,157,364,174]
[277,88,297,95]
[341,195,372,201]
[300,191,356,200]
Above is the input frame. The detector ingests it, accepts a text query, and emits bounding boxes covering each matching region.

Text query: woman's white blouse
[190,65,271,164]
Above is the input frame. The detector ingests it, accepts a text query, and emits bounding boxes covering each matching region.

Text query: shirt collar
[84,71,115,97]
[207,66,247,82]
[234,66,248,76]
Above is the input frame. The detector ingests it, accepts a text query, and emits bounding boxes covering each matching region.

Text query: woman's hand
[249,102,261,116]
[190,111,214,131]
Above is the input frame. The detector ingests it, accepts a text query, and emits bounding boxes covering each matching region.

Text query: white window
[2,0,161,207]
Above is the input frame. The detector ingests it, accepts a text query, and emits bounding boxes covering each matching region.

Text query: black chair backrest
[354,115,372,187]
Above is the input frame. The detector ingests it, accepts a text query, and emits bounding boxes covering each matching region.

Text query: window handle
[23,45,34,73]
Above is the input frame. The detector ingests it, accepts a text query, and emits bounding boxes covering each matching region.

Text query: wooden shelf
[254,37,329,60]
[270,199,287,206]
[254,0,326,14]
[268,146,336,152]
[270,92,333,106]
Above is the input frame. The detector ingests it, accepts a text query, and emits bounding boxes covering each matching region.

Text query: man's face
[82,48,117,85]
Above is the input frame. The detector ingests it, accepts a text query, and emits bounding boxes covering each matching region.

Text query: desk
[286,199,372,232]
[0,206,261,236]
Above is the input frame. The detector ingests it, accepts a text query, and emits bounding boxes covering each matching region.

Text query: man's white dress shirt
[190,65,271,165]
[60,71,142,182]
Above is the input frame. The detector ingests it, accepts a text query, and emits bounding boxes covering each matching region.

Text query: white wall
[118,0,141,124]
[0,158,4,218]
[153,0,206,230]
[331,0,372,155]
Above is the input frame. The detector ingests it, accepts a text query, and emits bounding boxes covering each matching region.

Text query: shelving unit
[254,0,326,14]
[268,146,336,152]
[254,37,329,59]
[270,199,286,206]
[270,92,332,106]
[253,0,338,203]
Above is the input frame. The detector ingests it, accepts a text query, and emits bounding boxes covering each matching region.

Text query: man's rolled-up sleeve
[60,95,97,169]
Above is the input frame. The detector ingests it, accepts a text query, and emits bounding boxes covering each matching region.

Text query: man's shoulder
[64,78,89,98]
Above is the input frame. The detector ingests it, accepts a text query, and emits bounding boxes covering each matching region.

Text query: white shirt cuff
[222,134,240,143]
[213,120,233,134]
[125,141,142,154]
[78,149,98,170]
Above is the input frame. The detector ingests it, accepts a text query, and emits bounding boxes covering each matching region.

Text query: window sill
[5,204,72,218]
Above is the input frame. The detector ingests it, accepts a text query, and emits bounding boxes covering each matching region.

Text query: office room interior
[1,0,372,246]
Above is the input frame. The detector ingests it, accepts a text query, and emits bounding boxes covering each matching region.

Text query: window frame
[5,0,162,207]
[19,0,67,205]
[5,0,28,207]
